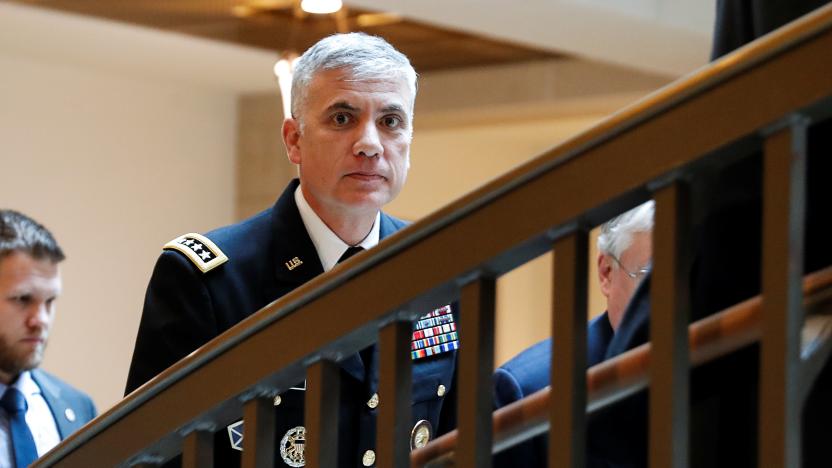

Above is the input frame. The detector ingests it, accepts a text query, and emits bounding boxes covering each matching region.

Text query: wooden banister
[411,267,832,466]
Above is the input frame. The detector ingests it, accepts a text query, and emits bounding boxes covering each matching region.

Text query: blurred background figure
[492,201,654,467]
[0,210,96,467]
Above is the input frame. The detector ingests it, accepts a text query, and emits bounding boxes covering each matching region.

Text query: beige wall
[0,53,237,409]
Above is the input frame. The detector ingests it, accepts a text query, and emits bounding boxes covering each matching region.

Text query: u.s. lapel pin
[285,256,303,271]
[65,408,76,422]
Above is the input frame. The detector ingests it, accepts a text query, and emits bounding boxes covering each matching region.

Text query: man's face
[598,231,652,331]
[283,68,413,220]
[0,251,61,384]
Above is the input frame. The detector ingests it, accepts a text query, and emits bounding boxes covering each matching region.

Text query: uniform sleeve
[124,250,219,395]
[492,367,523,409]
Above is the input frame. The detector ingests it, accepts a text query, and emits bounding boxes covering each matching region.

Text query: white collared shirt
[0,371,62,467]
[294,185,380,272]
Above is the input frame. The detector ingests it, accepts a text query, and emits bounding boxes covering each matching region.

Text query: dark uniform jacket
[30,369,97,439]
[125,179,458,467]
[492,313,614,467]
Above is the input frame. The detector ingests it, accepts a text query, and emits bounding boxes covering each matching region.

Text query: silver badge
[410,419,432,450]
[280,426,306,467]
[227,420,244,451]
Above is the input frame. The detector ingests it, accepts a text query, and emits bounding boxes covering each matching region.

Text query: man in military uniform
[125,33,457,467]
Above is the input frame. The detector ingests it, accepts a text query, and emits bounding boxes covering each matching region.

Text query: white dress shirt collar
[0,371,62,460]
[294,185,380,272]
[0,371,38,399]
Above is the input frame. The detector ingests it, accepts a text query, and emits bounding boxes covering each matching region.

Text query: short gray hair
[597,201,655,260]
[290,32,418,120]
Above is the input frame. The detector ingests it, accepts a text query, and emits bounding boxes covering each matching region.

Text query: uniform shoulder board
[163,232,228,273]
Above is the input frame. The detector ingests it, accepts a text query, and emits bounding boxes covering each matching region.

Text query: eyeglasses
[611,255,651,280]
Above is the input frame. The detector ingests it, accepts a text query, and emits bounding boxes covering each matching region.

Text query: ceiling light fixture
[274,54,300,118]
[300,0,342,14]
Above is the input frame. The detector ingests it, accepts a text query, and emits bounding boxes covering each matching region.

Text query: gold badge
[280,426,306,467]
[163,233,228,273]
[410,419,432,450]
[285,257,303,271]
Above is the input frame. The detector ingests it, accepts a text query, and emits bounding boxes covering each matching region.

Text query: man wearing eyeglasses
[595,202,653,333]
[491,201,653,467]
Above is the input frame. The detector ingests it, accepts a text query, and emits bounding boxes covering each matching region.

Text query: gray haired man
[492,201,654,467]
[126,33,458,467]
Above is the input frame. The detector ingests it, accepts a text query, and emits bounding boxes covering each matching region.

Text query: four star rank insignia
[163,232,228,273]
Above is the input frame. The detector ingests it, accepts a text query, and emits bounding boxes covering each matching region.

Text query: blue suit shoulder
[31,369,97,432]
[494,313,613,409]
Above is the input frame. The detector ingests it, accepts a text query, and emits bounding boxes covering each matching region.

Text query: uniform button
[410,419,433,450]
[367,393,379,409]
[362,449,376,466]
[437,384,446,397]
[273,395,282,406]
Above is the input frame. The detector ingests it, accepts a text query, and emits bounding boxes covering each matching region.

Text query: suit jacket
[492,313,614,467]
[30,369,97,440]
[125,179,457,467]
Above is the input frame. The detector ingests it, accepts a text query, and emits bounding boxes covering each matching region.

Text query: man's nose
[26,303,49,329]
[354,121,382,158]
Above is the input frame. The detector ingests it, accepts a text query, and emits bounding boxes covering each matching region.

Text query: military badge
[410,419,433,450]
[280,426,306,467]
[163,233,228,273]
[411,305,459,360]
[227,420,244,451]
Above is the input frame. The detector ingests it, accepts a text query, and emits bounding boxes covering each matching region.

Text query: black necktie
[1,387,38,468]
[336,246,375,376]
[337,246,364,264]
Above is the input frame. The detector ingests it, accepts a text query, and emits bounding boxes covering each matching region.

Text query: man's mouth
[21,336,45,345]
[345,172,386,181]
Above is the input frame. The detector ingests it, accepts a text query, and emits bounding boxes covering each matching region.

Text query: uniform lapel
[269,180,325,292]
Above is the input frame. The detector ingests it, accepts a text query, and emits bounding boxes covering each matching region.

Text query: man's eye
[381,115,402,129]
[10,295,31,306]
[332,113,352,126]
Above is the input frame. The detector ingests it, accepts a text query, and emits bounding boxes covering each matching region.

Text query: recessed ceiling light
[300,0,342,14]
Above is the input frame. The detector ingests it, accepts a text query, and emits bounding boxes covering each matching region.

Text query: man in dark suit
[125,33,457,467]
[0,210,97,467]
[492,202,653,467]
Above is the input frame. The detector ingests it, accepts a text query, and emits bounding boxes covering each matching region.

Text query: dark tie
[336,246,375,375]
[1,387,38,468]
[337,246,364,264]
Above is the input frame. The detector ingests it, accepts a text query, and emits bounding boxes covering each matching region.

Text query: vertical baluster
[305,360,341,468]
[759,118,807,468]
[550,229,589,468]
[377,320,413,468]
[241,396,276,468]
[182,429,214,468]
[457,276,497,468]
[650,183,691,468]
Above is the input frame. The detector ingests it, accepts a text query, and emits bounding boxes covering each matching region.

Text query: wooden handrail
[411,267,832,466]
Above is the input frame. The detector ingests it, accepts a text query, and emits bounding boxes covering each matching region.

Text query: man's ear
[598,253,612,298]
[282,118,302,165]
